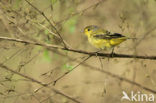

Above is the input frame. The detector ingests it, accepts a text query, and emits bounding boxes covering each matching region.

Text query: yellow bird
[84,25,129,54]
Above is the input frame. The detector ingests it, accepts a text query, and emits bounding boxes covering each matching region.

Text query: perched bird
[84,25,130,54]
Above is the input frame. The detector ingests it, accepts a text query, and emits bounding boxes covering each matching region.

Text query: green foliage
[43,49,52,62]
[43,49,59,62]
[13,0,22,9]
[44,29,54,44]
[62,63,73,71]
[63,50,68,53]
[64,16,78,33]
[45,38,51,43]
[69,25,76,33]
[51,0,57,5]
[44,29,49,35]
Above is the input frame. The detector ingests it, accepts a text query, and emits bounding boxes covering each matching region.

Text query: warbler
[84,25,130,54]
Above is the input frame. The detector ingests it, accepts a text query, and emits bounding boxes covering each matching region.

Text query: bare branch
[1,36,155,94]
[52,50,156,94]
[0,36,156,60]
[56,0,106,25]
[0,64,81,103]
[24,0,67,47]
[53,55,92,85]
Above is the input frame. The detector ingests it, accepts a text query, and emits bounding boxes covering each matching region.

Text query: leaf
[45,38,51,43]
[69,26,76,33]
[63,50,68,53]
[64,16,78,33]
[44,29,49,35]
[13,0,22,9]
[43,49,52,62]
[51,0,57,5]
[62,64,73,71]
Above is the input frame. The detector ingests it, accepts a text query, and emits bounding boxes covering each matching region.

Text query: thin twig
[2,49,23,64]
[98,57,104,69]
[135,25,156,46]
[32,21,72,48]
[53,55,92,85]
[34,55,91,92]
[56,0,106,25]
[0,36,156,60]
[24,0,67,47]
[0,64,81,103]
[51,50,156,94]
[18,50,42,72]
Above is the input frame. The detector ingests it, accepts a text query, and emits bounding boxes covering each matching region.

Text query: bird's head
[84,25,99,37]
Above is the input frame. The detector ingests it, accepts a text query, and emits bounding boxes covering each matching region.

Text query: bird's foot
[93,50,102,57]
[110,52,116,57]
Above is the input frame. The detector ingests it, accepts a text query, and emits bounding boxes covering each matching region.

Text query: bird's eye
[87,28,90,31]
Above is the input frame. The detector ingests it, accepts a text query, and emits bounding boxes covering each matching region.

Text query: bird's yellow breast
[88,37,110,49]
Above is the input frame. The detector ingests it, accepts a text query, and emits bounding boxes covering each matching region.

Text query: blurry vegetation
[0,0,156,103]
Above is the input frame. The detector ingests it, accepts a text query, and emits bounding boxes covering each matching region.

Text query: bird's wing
[93,33,125,39]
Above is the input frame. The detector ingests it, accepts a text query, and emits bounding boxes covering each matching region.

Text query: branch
[0,36,156,60]
[56,0,106,25]
[0,63,81,103]
[1,36,156,94]
[24,0,67,47]
[51,50,156,94]
[53,55,92,85]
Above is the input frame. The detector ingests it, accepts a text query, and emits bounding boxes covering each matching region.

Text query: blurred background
[0,0,156,103]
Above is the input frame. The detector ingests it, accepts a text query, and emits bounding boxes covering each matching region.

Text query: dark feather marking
[110,33,125,38]
[93,33,125,39]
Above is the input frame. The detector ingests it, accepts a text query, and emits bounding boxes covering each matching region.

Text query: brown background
[0,0,156,103]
